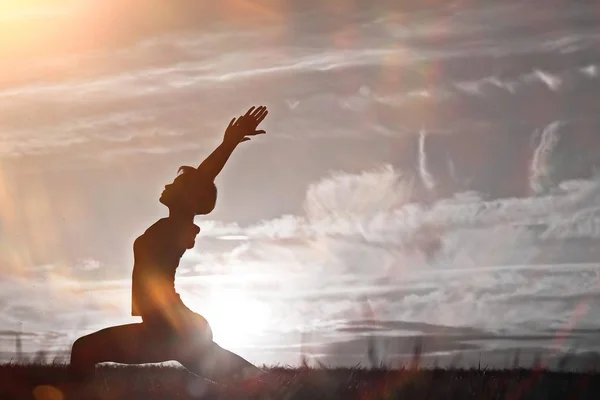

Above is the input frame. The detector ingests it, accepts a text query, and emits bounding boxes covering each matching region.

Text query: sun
[195,289,271,351]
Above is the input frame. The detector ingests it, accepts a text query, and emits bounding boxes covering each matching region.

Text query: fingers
[255,108,268,124]
[227,117,236,128]
[248,106,260,117]
[246,129,266,136]
[244,106,256,117]
[248,106,263,120]
[248,105,268,122]
[233,105,268,129]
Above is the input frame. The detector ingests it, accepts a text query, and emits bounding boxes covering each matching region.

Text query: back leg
[179,342,265,385]
[169,307,264,384]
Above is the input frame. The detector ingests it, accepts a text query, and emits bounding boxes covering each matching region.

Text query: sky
[2,0,600,369]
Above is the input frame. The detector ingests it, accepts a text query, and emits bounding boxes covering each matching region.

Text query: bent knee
[192,314,213,340]
[178,312,213,342]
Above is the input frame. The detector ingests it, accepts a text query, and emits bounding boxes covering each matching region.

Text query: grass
[2,362,600,400]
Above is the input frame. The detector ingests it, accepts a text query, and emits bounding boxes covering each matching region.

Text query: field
[2,362,600,400]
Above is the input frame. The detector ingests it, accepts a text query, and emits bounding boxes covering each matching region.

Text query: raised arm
[196,105,268,181]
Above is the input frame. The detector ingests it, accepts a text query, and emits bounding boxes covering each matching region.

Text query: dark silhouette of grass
[3,338,598,399]
[2,362,600,400]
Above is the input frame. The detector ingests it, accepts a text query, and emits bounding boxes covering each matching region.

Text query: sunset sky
[2,0,600,368]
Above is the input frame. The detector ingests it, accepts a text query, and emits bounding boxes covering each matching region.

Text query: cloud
[194,166,600,332]
[529,121,562,194]
[0,35,423,159]
[449,61,598,100]
[79,258,101,271]
[303,166,415,222]
[0,330,37,338]
[3,9,598,160]
[418,130,436,191]
[580,65,598,78]
[0,270,133,353]
[531,69,562,91]
[199,164,600,248]
[541,206,600,240]
[2,11,599,166]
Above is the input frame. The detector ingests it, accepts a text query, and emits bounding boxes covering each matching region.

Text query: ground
[1,363,600,400]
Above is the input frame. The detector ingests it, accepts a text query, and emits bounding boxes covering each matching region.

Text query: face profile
[159,167,217,216]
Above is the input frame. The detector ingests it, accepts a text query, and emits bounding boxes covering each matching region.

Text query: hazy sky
[2,0,600,368]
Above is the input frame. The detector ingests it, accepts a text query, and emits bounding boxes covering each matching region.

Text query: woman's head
[160,166,217,216]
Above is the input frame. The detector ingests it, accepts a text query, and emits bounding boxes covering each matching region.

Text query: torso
[131,218,200,317]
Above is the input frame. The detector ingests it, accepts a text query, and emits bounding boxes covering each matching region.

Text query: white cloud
[451,61,598,100]
[193,166,600,335]
[541,206,600,240]
[198,164,600,249]
[580,64,598,78]
[3,22,599,162]
[0,272,130,352]
[303,166,414,222]
[531,69,562,91]
[80,258,101,271]
[418,130,436,191]
[529,121,561,194]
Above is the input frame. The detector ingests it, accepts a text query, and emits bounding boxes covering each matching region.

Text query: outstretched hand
[223,105,268,146]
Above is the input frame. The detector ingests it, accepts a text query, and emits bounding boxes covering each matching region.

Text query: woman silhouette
[69,106,268,385]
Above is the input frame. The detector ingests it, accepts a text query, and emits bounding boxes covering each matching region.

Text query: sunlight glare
[199,289,271,350]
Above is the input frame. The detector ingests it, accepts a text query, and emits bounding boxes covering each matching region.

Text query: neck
[168,209,195,223]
